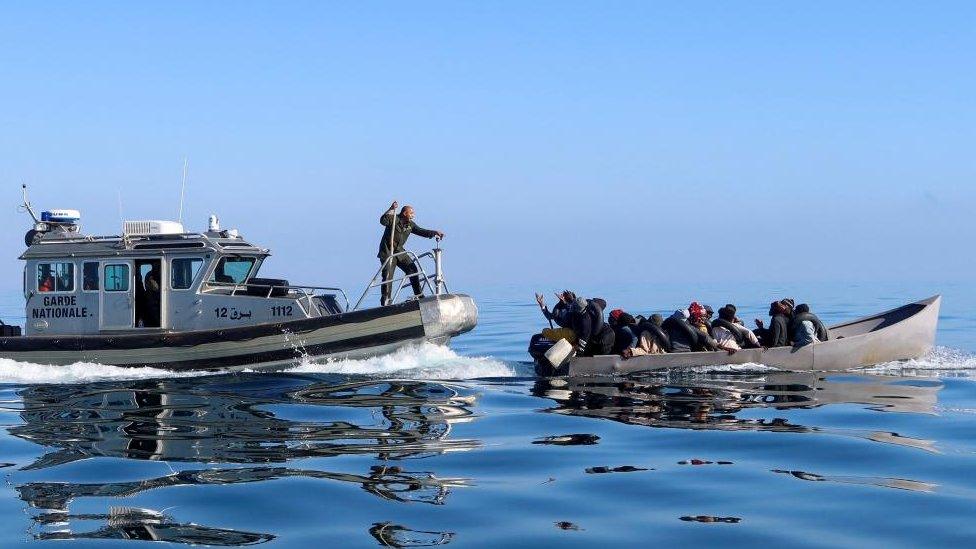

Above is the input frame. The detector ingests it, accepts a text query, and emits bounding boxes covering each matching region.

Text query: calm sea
[1,282,975,547]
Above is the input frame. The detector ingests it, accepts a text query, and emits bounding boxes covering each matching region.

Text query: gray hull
[566,295,941,376]
[0,294,478,370]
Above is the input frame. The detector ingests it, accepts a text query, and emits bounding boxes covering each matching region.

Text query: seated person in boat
[608,309,640,355]
[689,302,711,335]
[754,300,791,347]
[378,201,444,306]
[571,296,615,357]
[622,313,671,357]
[535,290,578,343]
[790,303,830,346]
[663,308,716,353]
[711,305,761,350]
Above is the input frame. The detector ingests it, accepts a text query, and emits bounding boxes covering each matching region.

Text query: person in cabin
[571,296,615,357]
[755,300,791,347]
[143,265,162,328]
[534,290,578,344]
[790,303,829,346]
[712,305,761,350]
[38,274,54,292]
[378,201,444,306]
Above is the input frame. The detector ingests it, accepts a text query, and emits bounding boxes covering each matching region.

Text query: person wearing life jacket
[609,309,640,355]
[790,303,829,345]
[623,313,671,357]
[662,307,724,353]
[571,296,615,357]
[754,300,790,347]
[712,305,761,350]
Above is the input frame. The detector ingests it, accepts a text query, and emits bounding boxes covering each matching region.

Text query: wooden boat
[530,295,941,375]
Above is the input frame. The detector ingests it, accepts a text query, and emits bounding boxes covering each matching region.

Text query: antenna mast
[19,183,40,223]
[178,157,188,225]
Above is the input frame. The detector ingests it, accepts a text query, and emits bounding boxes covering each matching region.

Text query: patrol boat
[0,187,477,369]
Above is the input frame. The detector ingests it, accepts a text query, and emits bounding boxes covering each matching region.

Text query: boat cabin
[20,216,344,336]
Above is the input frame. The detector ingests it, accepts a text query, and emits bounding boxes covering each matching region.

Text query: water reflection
[18,465,469,511]
[771,469,938,493]
[368,522,455,547]
[32,507,274,545]
[8,374,479,545]
[532,372,943,450]
[11,375,479,469]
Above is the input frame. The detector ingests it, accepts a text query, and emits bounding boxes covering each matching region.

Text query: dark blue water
[1,283,975,547]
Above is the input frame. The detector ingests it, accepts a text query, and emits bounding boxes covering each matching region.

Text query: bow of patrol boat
[419,294,479,345]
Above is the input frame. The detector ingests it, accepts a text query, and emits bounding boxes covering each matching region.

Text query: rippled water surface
[1,283,975,547]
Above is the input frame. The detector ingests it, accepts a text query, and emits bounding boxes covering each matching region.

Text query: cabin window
[209,257,255,285]
[104,264,130,292]
[37,263,74,293]
[171,257,204,290]
[83,262,100,291]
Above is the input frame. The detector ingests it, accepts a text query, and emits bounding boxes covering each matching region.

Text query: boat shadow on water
[8,373,478,545]
[531,372,943,452]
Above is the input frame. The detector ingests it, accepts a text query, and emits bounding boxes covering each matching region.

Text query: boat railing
[207,281,351,313]
[352,245,448,310]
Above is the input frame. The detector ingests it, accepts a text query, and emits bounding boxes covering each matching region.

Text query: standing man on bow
[378,201,444,306]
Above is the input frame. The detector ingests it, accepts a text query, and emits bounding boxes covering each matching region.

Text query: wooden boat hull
[534,295,940,376]
[0,294,478,370]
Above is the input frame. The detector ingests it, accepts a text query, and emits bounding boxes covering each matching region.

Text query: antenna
[19,183,40,223]
[117,189,124,230]
[178,157,188,225]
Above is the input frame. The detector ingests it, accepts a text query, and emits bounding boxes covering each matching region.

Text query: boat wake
[0,345,969,386]
[862,346,976,375]
[286,343,516,379]
[0,344,515,385]
[0,359,211,385]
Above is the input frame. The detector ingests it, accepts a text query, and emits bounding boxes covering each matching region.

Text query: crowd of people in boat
[535,291,830,358]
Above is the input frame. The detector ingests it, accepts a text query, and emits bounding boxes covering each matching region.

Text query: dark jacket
[760,314,790,347]
[378,210,439,259]
[662,316,718,352]
[790,312,829,342]
[611,324,639,354]
[572,300,615,356]
[544,301,574,329]
[636,319,672,353]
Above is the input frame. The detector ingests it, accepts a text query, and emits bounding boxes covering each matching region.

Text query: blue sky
[1,2,974,292]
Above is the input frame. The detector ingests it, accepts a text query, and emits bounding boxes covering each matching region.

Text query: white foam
[0,358,207,385]
[862,346,976,375]
[286,343,516,379]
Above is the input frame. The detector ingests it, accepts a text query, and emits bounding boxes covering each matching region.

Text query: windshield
[209,257,256,285]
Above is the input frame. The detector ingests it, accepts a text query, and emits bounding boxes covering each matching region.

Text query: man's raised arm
[380,201,398,226]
